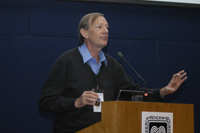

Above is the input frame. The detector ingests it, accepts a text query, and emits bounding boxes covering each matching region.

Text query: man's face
[86,16,109,49]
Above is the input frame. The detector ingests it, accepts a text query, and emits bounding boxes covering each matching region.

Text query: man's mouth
[101,36,108,40]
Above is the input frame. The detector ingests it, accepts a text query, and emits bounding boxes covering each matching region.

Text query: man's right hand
[75,91,99,108]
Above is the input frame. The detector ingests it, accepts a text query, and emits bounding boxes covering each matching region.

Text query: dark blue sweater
[38,47,161,133]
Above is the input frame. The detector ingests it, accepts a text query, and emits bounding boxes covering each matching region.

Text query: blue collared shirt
[78,43,108,75]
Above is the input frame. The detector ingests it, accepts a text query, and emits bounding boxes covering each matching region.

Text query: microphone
[117,52,148,98]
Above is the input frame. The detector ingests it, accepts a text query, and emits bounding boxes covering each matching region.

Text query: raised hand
[160,70,187,97]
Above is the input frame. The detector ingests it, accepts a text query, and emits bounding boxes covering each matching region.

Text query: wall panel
[0,2,30,35]
[0,1,200,132]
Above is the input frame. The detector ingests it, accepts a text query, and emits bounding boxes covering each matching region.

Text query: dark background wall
[0,1,200,132]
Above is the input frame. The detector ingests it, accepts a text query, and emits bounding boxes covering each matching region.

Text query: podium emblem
[142,112,173,133]
[150,125,166,133]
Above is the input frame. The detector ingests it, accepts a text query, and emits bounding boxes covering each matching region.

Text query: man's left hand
[160,70,187,97]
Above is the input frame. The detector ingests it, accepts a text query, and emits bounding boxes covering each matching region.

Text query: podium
[76,101,194,133]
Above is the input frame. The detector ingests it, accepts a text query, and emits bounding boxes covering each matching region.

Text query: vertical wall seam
[28,0,31,36]
[155,41,158,88]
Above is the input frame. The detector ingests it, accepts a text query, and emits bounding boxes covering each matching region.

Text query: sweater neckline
[75,47,106,77]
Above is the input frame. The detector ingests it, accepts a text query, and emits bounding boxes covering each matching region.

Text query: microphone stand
[117,52,149,101]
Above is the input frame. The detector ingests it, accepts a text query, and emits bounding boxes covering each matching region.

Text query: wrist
[74,98,80,108]
[160,87,168,97]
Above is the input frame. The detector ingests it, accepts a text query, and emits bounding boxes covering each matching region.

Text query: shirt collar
[78,43,108,66]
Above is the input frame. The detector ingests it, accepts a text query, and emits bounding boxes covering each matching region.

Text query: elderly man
[38,13,187,133]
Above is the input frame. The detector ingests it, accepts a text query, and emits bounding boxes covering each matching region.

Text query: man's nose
[103,26,109,34]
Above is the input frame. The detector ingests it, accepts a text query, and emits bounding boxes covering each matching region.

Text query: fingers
[179,70,187,77]
[83,91,99,104]
[75,91,99,108]
[174,70,187,80]
[174,70,184,76]
[180,76,187,84]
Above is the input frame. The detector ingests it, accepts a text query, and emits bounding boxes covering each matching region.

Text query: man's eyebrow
[97,22,109,26]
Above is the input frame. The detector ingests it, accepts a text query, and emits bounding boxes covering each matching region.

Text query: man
[38,13,187,133]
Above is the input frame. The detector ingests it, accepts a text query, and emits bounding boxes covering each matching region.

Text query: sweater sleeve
[38,54,77,113]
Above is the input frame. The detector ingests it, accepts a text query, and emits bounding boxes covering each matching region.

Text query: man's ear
[80,28,88,39]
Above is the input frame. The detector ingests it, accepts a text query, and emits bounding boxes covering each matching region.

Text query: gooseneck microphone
[117,52,148,97]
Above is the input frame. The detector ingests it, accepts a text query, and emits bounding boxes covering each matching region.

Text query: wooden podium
[76,101,194,133]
